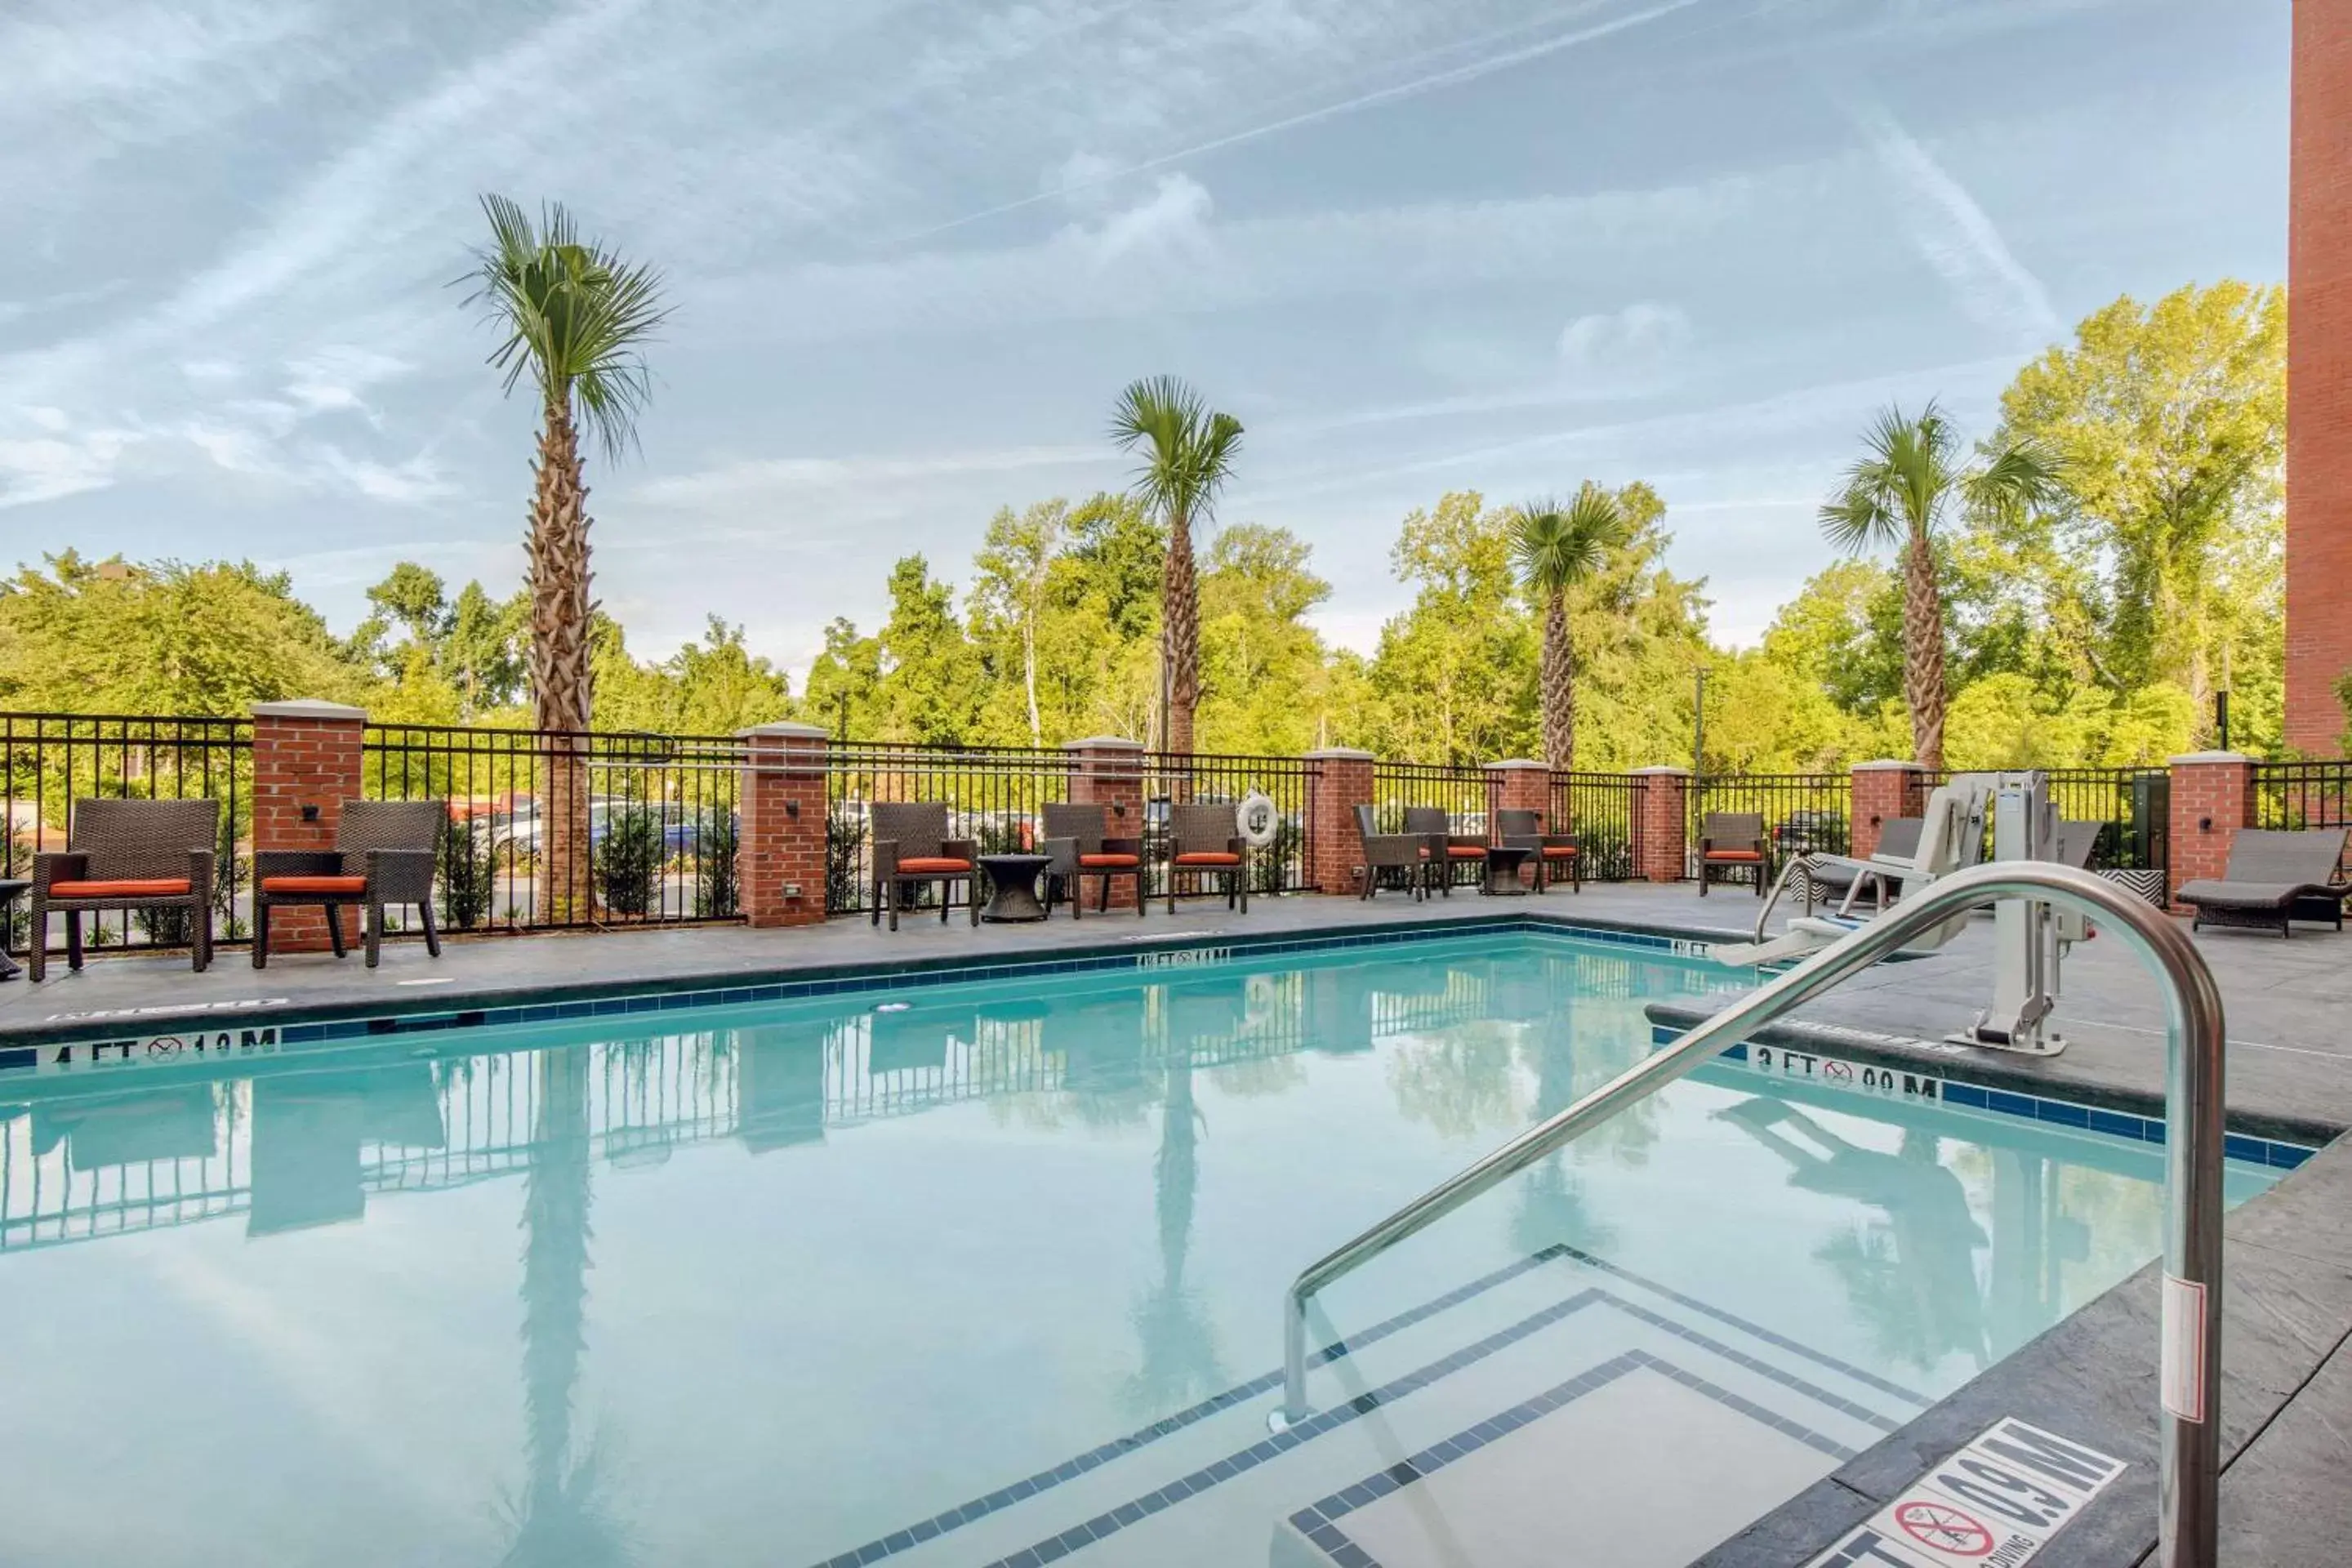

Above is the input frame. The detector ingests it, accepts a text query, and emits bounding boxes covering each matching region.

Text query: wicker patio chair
[1353,804,1428,901]
[1039,801,1144,918]
[252,800,445,969]
[2176,828,2350,938]
[1403,805,1487,895]
[870,802,978,930]
[1496,808,1581,893]
[1164,801,1249,915]
[1697,811,1769,898]
[29,798,219,981]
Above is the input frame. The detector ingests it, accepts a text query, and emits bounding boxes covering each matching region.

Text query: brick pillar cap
[2167,751,2257,765]
[1062,735,1145,751]
[1303,746,1374,760]
[1852,759,1925,772]
[252,699,366,721]
[1629,765,1693,776]
[738,721,830,740]
[1485,758,1550,772]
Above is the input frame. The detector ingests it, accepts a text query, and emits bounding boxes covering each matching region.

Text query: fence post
[252,699,368,954]
[1066,737,1147,909]
[2167,751,2255,913]
[738,722,830,929]
[1632,766,1690,883]
[1486,759,1550,888]
[1850,760,1926,861]
[1303,747,1375,895]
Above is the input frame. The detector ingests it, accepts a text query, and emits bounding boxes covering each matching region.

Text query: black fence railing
[1371,761,1493,890]
[1550,771,1644,881]
[1,713,253,956]
[1915,767,2169,874]
[362,724,746,934]
[1143,751,1320,898]
[2253,761,2352,881]
[1690,773,1849,871]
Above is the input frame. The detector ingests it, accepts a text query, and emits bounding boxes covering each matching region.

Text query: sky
[0,0,2291,679]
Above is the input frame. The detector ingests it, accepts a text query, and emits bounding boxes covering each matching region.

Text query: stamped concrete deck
[3,880,2347,1566]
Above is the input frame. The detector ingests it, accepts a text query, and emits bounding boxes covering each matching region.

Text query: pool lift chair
[1707,772,2092,1058]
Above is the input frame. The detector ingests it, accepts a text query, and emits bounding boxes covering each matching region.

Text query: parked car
[482,799,734,862]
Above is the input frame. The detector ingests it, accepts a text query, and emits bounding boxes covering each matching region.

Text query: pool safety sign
[1746,1044,1943,1104]
[38,1027,281,1073]
[1805,1418,2124,1567]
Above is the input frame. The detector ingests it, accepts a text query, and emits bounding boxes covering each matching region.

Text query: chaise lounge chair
[870,802,978,930]
[2174,828,2350,938]
[29,799,219,981]
[253,800,445,969]
[1801,817,1921,915]
[1039,801,1144,918]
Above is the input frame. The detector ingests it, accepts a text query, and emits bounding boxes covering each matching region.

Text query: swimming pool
[0,929,2288,1567]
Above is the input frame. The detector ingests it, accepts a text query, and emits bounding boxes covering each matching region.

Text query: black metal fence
[1690,773,1849,870]
[1,713,253,956]
[2253,761,2352,880]
[1370,761,1492,889]
[362,724,746,933]
[1551,771,1645,881]
[1915,766,2169,873]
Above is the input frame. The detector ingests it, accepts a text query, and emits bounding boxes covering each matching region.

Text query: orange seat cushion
[262,875,368,897]
[1078,853,1140,868]
[1174,852,1241,866]
[1541,845,1578,858]
[1446,845,1488,858]
[47,879,191,899]
[1704,849,1764,862]
[895,857,973,874]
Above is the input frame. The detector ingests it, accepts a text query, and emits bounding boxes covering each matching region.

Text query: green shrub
[597,806,666,917]
[695,810,740,919]
[439,817,497,930]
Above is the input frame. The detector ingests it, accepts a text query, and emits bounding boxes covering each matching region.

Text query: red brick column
[738,723,829,929]
[2167,751,2256,913]
[1632,767,1690,883]
[2288,5,2352,754]
[252,700,367,953]
[1303,747,1375,895]
[1066,737,1147,909]
[1850,761,1926,861]
[1486,760,1549,888]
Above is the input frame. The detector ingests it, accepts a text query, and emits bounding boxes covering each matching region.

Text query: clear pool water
[0,932,2282,1568]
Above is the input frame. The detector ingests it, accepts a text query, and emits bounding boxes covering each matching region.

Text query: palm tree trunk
[1539,590,1575,772]
[1901,527,1949,771]
[1164,511,1199,755]
[512,1045,598,1561]
[529,393,596,923]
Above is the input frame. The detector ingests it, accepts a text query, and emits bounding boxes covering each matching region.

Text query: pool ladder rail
[1274,860,2227,1568]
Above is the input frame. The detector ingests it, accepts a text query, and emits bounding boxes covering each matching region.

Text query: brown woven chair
[1698,811,1769,897]
[1164,802,1249,915]
[870,802,978,930]
[253,800,445,969]
[1353,804,1428,901]
[29,798,219,981]
[1039,801,1144,918]
[1403,805,1486,895]
[1497,808,1581,893]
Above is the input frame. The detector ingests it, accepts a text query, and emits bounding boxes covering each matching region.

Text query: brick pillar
[1632,766,1690,884]
[1486,759,1549,888]
[2287,5,2352,754]
[738,722,830,929]
[252,700,367,953]
[2167,751,2255,913]
[1850,760,1926,861]
[1303,747,1375,895]
[1066,736,1147,908]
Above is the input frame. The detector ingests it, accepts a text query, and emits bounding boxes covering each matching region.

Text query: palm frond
[1109,376,1243,528]
[1508,485,1628,595]
[1966,434,2062,521]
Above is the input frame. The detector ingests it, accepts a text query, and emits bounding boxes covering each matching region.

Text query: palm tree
[1109,376,1244,755]
[460,194,666,919]
[1819,403,2057,770]
[1508,487,1630,772]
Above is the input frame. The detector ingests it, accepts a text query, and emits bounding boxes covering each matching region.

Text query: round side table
[978,853,1052,923]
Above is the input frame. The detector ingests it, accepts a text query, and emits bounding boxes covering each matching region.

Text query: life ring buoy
[1236,791,1280,849]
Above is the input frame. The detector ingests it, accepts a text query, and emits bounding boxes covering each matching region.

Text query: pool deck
[4,882,2350,1566]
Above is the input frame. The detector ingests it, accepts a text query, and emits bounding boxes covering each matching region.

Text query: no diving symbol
[1895,1499,1993,1557]
[1822,1060,1855,1082]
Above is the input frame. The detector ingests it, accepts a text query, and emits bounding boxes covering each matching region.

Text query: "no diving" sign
[1806,1418,2125,1567]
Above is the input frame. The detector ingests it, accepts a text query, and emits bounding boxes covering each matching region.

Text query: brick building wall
[1303,749,1375,895]
[1633,768,1690,884]
[2288,4,2352,753]
[2166,752,2255,912]
[737,724,829,929]
[1850,761,1926,862]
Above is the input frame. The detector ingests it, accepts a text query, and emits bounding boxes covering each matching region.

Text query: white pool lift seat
[1705,776,1993,968]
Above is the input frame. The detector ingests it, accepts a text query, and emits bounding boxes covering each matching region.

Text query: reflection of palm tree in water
[503,1045,629,1567]
[1122,1051,1223,1417]
[1716,1100,1988,1373]
[1511,1007,1614,1258]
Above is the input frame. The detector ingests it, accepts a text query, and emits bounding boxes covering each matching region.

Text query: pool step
[810,1249,1926,1568]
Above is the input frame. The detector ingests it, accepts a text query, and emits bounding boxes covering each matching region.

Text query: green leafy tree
[1819,403,2060,770]
[875,555,982,744]
[1196,524,1337,755]
[1509,487,1630,770]
[970,500,1071,746]
[1110,376,1244,753]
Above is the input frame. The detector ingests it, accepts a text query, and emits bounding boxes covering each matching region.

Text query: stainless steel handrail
[1276,860,2225,1568]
